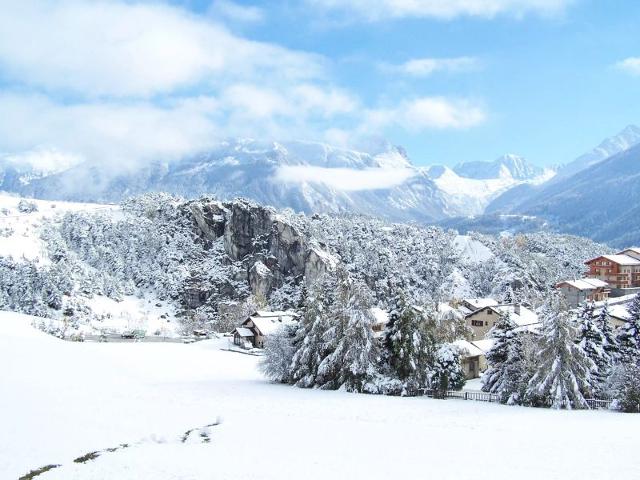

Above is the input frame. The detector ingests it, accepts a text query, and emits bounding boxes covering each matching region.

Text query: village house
[555,278,610,308]
[591,294,637,329]
[232,310,297,349]
[464,304,539,340]
[585,251,640,290]
[458,298,498,316]
[454,339,493,380]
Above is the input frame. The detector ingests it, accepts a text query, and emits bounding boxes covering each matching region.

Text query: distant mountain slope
[454,154,548,180]
[516,142,640,246]
[558,124,640,179]
[9,139,450,223]
[485,125,640,215]
[427,159,553,216]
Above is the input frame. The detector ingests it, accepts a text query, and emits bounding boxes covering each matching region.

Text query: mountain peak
[453,154,544,181]
[559,124,640,178]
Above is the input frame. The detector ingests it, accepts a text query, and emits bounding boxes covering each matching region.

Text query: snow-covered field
[2,311,639,480]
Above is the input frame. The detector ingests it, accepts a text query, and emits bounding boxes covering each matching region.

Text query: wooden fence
[425,389,613,410]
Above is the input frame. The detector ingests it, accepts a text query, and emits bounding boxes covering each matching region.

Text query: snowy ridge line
[0,205,115,219]
[17,419,223,480]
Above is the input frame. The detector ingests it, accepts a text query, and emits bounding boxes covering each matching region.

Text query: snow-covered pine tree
[289,276,337,388]
[616,293,640,365]
[610,362,640,413]
[429,343,466,395]
[382,295,434,395]
[526,296,594,409]
[595,302,619,364]
[316,273,379,392]
[482,312,527,403]
[576,302,611,397]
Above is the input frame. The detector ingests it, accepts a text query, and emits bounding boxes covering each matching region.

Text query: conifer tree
[289,276,337,388]
[429,343,466,394]
[616,293,640,365]
[382,295,435,395]
[526,296,594,409]
[316,273,379,392]
[482,312,527,403]
[596,302,619,363]
[576,302,611,397]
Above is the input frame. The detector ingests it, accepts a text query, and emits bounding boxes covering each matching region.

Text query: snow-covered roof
[617,247,640,255]
[454,339,494,357]
[556,278,609,290]
[247,311,297,336]
[471,339,494,353]
[234,327,254,337]
[370,307,389,326]
[492,304,539,327]
[462,298,498,310]
[453,340,483,357]
[586,254,640,266]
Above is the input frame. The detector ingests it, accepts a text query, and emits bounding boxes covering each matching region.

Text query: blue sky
[0,0,639,170]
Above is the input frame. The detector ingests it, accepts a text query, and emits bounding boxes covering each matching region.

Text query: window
[485,321,489,326]
[471,320,484,327]
[487,310,493,315]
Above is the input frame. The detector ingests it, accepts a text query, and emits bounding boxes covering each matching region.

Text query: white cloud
[615,57,640,76]
[273,165,416,191]
[0,93,222,169]
[0,1,488,172]
[0,1,318,97]
[308,0,574,21]
[2,148,83,174]
[208,0,265,23]
[366,97,486,131]
[392,57,480,77]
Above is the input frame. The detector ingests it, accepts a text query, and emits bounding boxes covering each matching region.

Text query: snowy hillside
[2,311,639,480]
[426,163,554,216]
[0,194,183,337]
[1,192,608,340]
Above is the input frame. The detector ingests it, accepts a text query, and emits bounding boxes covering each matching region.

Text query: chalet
[464,304,539,340]
[592,294,637,329]
[555,278,610,308]
[232,311,297,349]
[585,254,640,289]
[459,298,498,316]
[454,339,493,379]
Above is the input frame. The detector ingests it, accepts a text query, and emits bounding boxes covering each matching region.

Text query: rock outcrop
[187,198,338,298]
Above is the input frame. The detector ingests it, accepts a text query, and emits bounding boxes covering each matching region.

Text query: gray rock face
[187,200,228,243]
[187,198,337,298]
[223,200,275,260]
[248,261,274,300]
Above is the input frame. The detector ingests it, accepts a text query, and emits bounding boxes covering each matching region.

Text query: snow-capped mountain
[557,124,640,179]
[426,159,554,216]
[0,138,560,222]
[7,139,450,223]
[453,154,549,181]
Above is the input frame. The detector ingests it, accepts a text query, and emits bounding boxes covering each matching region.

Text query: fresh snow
[454,235,494,262]
[428,165,555,216]
[2,311,639,480]
[0,193,116,263]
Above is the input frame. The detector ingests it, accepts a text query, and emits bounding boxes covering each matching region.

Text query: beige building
[454,339,493,379]
[464,304,539,340]
[232,310,297,348]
